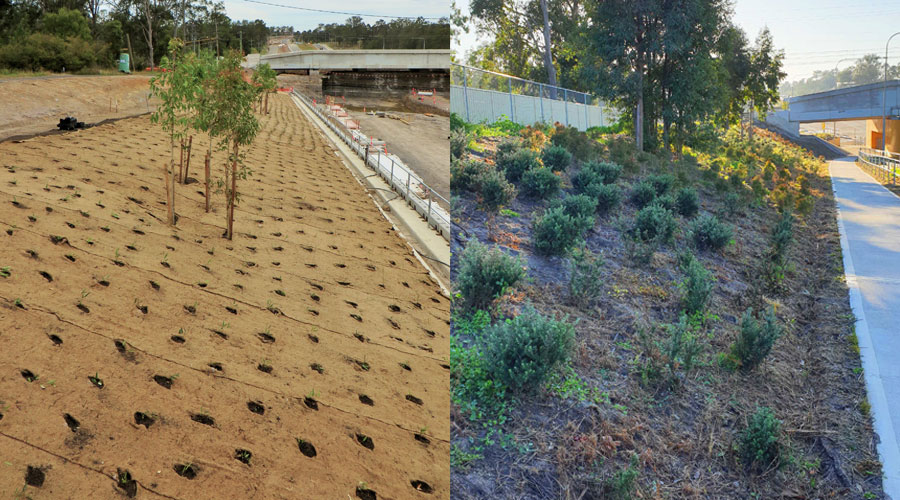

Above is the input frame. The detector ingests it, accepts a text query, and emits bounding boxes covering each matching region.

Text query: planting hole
[25,466,45,487]
[39,271,53,282]
[296,438,317,458]
[134,412,155,429]
[234,449,252,465]
[190,413,215,426]
[411,480,433,494]
[304,397,318,410]
[116,468,137,497]
[88,374,104,389]
[308,334,319,343]
[64,413,80,432]
[257,332,275,343]
[208,362,223,372]
[414,434,430,445]
[21,369,37,382]
[356,486,377,500]
[258,363,272,373]
[356,434,374,450]
[406,395,423,406]
[137,304,148,314]
[153,375,173,389]
[77,303,90,314]
[359,394,374,406]
[173,463,197,480]
[49,334,62,345]
[247,401,265,415]
[171,335,185,344]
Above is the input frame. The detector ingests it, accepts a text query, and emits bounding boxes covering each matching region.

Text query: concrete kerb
[288,92,450,293]
[829,158,900,497]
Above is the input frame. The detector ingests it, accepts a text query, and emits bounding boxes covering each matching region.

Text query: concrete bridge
[767,80,900,152]
[257,49,451,72]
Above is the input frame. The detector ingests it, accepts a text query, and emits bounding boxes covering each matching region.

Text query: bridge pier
[866,119,900,153]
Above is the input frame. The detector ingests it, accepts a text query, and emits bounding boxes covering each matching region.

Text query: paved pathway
[831,157,900,497]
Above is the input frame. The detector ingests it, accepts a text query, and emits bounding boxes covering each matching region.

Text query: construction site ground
[0,74,153,142]
[0,92,449,499]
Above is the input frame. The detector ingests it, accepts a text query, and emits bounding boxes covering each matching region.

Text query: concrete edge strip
[288,93,450,296]
[829,160,900,496]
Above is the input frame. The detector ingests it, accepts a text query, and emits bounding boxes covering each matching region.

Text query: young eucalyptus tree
[207,50,260,240]
[150,38,200,225]
[252,63,278,114]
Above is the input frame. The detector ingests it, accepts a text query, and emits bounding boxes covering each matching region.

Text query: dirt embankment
[0,93,449,499]
[0,74,153,142]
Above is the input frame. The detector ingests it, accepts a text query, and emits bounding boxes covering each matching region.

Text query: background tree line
[0,0,273,72]
[459,0,786,153]
[295,16,450,50]
[779,54,900,98]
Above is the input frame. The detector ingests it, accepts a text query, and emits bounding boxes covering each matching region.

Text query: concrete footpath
[831,157,900,497]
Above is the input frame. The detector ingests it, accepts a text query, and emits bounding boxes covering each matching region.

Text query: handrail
[858,147,900,185]
[290,90,450,241]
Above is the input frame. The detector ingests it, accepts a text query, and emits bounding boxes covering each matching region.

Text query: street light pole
[882,31,900,151]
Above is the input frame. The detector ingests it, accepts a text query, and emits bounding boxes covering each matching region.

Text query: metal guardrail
[450,63,619,131]
[291,90,451,241]
[858,147,900,185]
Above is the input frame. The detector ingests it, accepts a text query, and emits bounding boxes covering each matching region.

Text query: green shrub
[477,167,517,213]
[601,454,640,499]
[553,194,597,220]
[723,191,742,217]
[591,183,622,214]
[688,214,733,251]
[451,129,469,159]
[675,187,699,217]
[533,207,591,256]
[765,210,794,289]
[630,180,657,208]
[680,254,713,316]
[0,33,110,72]
[647,173,675,196]
[624,233,655,266]
[484,305,575,393]
[495,137,522,159]
[633,204,676,244]
[651,194,676,212]
[663,313,703,379]
[731,307,782,371]
[741,407,782,470]
[572,161,622,193]
[521,167,561,199]
[457,240,526,310]
[541,144,572,172]
[498,148,539,183]
[551,125,595,162]
[450,159,490,192]
[568,247,604,306]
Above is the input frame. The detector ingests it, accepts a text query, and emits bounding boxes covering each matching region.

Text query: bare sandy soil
[0,93,449,498]
[0,74,153,142]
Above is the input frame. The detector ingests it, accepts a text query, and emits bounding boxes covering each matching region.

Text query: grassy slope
[450,123,884,499]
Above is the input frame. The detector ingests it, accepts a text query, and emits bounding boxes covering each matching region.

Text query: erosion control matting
[0,92,449,499]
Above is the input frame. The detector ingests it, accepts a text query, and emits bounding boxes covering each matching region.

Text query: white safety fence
[859,147,900,185]
[292,90,451,242]
[451,63,619,131]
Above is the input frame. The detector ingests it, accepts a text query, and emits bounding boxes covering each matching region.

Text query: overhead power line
[241,0,447,20]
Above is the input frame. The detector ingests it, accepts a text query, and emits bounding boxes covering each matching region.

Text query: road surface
[831,156,900,497]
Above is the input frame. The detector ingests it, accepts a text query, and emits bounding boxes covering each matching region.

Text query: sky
[452,0,900,83]
[220,0,449,33]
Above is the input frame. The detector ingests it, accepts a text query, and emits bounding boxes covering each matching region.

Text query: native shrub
[457,240,525,310]
[485,305,575,392]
